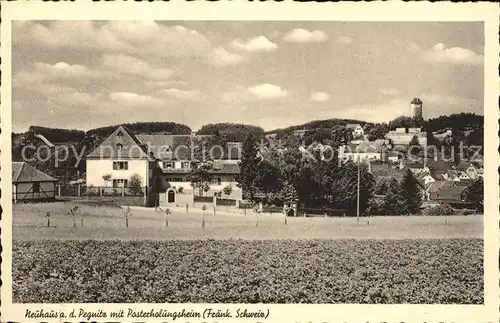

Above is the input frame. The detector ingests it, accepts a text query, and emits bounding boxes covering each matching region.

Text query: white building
[345,124,364,138]
[385,127,427,147]
[86,126,242,200]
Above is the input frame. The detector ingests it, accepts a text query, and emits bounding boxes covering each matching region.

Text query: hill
[197,123,265,142]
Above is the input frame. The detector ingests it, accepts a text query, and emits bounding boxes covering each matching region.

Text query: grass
[12,202,483,241]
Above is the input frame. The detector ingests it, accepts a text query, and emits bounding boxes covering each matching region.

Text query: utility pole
[357,155,360,224]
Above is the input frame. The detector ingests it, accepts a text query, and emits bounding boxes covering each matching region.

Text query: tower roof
[411,97,423,105]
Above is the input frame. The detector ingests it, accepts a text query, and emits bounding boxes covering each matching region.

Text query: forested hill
[87,122,192,138]
[197,123,265,142]
[266,118,368,134]
[25,126,86,143]
[266,113,483,135]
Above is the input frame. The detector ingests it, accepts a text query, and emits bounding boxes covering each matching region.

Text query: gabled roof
[86,126,150,159]
[346,123,362,130]
[433,186,466,201]
[34,134,55,148]
[12,162,58,183]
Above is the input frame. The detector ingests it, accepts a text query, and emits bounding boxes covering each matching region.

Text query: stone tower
[410,98,423,120]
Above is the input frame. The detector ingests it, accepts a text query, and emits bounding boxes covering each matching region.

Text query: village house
[385,127,427,148]
[338,140,389,163]
[12,162,58,203]
[85,126,242,204]
[345,123,365,138]
[455,161,483,180]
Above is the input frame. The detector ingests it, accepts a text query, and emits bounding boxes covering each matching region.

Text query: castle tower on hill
[410,97,423,120]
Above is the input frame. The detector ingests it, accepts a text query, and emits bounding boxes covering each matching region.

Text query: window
[117,131,123,137]
[116,143,123,151]
[182,161,191,169]
[113,179,128,188]
[32,182,40,193]
[163,161,173,168]
[113,161,128,170]
[217,177,222,185]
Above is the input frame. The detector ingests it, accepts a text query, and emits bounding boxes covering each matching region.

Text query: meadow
[11,201,484,304]
[12,201,483,241]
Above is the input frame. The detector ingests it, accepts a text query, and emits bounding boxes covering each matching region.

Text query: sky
[12,21,484,133]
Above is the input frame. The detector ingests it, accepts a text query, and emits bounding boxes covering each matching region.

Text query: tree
[102,174,112,187]
[408,135,421,156]
[464,178,484,213]
[383,178,403,215]
[398,169,422,214]
[187,161,212,196]
[128,173,143,195]
[237,133,261,201]
[255,159,282,197]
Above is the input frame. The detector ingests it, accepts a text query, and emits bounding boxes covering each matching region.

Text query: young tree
[237,133,261,201]
[128,173,143,195]
[102,174,112,187]
[222,185,233,196]
[465,178,484,213]
[398,169,422,214]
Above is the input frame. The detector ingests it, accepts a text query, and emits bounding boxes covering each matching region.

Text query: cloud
[221,83,290,102]
[408,42,483,66]
[108,92,164,106]
[310,92,331,102]
[231,36,278,53]
[283,28,328,43]
[14,21,213,59]
[208,46,245,67]
[13,61,105,87]
[101,53,174,80]
[247,83,289,99]
[157,88,202,101]
[337,36,352,45]
[379,88,399,96]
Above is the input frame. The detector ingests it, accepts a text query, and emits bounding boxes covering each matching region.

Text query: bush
[423,204,455,216]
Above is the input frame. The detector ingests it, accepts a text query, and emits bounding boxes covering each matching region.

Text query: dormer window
[116,143,123,151]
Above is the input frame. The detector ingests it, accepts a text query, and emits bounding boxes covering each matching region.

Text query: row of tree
[237,133,484,215]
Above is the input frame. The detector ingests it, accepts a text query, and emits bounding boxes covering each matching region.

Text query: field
[13,239,483,304]
[12,202,483,240]
[11,202,484,304]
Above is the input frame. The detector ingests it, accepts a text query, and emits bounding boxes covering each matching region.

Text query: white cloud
[208,46,245,67]
[283,28,328,43]
[231,36,278,53]
[14,21,212,59]
[157,88,202,101]
[101,53,174,80]
[247,83,289,99]
[379,88,399,96]
[409,42,483,66]
[221,83,290,102]
[108,92,165,106]
[310,92,331,102]
[337,36,352,45]
[13,62,104,87]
